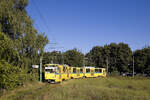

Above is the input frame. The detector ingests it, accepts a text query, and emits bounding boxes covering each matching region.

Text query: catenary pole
[40,56,43,82]
[133,55,135,77]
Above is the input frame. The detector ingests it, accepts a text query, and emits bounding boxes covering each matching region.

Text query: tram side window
[95,69,99,73]
[86,69,90,73]
[73,68,76,73]
[99,69,102,73]
[80,69,83,73]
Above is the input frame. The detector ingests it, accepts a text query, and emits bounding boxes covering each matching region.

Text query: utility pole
[83,57,88,67]
[106,56,109,74]
[62,52,64,65]
[133,55,135,77]
[40,56,43,82]
[83,56,86,67]
[83,58,85,67]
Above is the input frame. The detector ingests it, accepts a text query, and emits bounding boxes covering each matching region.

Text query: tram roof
[83,66,96,68]
[44,64,59,67]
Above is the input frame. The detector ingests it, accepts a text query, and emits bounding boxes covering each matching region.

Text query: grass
[1,77,150,100]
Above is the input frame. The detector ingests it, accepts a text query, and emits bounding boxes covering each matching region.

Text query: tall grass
[1,77,150,100]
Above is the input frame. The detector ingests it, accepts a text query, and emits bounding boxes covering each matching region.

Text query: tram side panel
[62,66,66,81]
[56,65,63,82]
[97,68,107,77]
[79,68,84,78]
[102,68,107,77]
[71,67,81,79]
[71,67,76,79]
[66,66,71,80]
[91,68,96,78]
[84,68,91,78]
[76,68,80,78]
[94,68,99,77]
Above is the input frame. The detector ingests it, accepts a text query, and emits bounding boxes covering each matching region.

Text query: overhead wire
[31,0,66,52]
[32,0,56,40]
[31,0,60,51]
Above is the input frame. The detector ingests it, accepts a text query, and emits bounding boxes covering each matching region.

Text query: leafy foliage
[64,49,84,67]
[86,43,132,73]
[134,47,150,74]
[86,46,104,67]
[0,60,30,90]
[0,32,20,65]
[43,51,63,64]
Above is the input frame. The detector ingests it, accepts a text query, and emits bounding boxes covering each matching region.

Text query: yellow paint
[70,67,81,79]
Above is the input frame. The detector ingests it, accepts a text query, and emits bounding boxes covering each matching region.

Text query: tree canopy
[86,43,132,73]
[64,49,84,67]
[0,0,49,69]
[134,47,150,74]
[43,51,63,64]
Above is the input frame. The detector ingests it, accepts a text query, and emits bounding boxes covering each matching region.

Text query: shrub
[0,60,30,90]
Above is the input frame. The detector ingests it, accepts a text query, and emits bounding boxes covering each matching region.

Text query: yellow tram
[44,64,106,83]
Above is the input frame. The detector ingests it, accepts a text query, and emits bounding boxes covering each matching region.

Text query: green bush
[0,60,33,90]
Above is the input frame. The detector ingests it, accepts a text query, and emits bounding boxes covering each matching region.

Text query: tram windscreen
[95,69,99,73]
[99,69,102,73]
[45,67,56,73]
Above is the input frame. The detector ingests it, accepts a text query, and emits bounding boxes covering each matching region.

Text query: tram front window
[45,67,57,73]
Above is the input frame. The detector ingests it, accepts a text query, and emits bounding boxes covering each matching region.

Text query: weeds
[1,77,150,100]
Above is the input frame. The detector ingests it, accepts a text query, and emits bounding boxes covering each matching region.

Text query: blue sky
[27,0,150,53]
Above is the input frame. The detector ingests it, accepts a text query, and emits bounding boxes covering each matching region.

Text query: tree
[134,47,150,74]
[86,43,133,74]
[0,0,49,90]
[0,32,20,65]
[64,49,84,67]
[86,46,104,67]
[0,0,30,39]
[0,0,49,70]
[43,51,62,64]
[117,43,132,73]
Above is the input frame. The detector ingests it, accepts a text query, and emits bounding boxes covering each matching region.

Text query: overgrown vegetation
[1,77,150,100]
[0,60,36,90]
[0,0,48,90]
